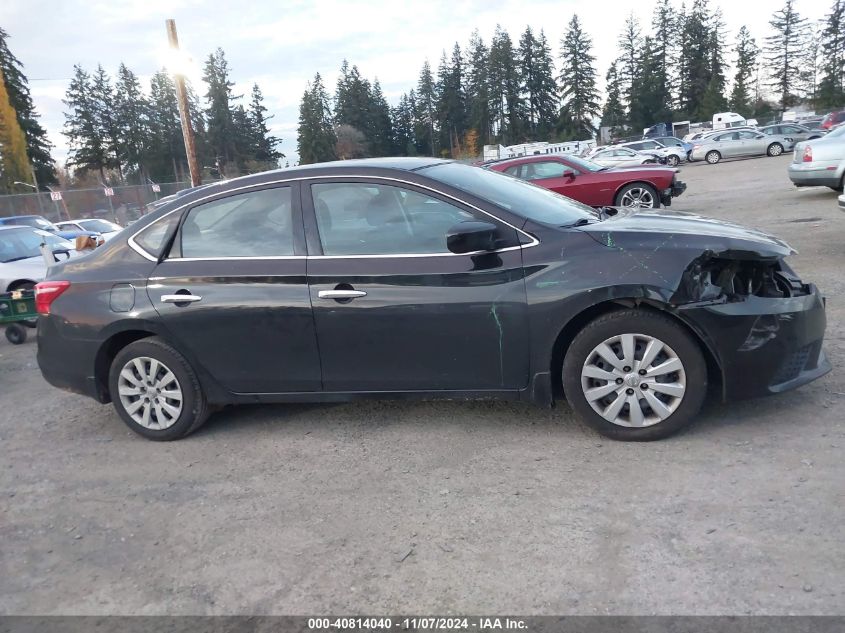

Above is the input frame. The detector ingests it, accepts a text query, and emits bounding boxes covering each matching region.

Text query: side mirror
[446,221,498,254]
[562,168,576,179]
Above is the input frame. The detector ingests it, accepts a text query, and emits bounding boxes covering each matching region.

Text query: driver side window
[311,182,510,256]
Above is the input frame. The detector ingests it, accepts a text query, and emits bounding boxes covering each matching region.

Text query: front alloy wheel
[615,184,658,209]
[667,154,680,167]
[580,333,686,428]
[562,309,707,440]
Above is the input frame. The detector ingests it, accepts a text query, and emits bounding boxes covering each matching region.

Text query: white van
[712,112,757,130]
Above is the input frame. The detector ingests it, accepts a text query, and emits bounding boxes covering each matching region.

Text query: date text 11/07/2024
[307,617,528,630]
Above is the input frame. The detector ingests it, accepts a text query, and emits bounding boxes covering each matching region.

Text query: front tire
[108,336,209,441]
[705,150,721,164]
[562,309,707,441]
[615,183,659,209]
[667,154,680,167]
[767,142,784,157]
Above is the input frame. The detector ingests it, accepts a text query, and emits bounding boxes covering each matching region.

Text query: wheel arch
[94,329,159,403]
[5,279,36,292]
[549,298,724,403]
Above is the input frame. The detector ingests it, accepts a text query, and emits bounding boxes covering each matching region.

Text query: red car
[486,154,686,209]
[821,110,845,130]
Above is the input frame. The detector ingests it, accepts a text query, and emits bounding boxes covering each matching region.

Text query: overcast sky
[0,0,834,170]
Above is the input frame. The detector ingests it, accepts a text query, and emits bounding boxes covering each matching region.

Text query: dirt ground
[1,154,843,615]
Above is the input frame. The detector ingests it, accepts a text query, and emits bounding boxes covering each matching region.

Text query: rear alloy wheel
[562,309,707,441]
[615,183,659,209]
[109,336,208,440]
[705,150,721,164]
[767,142,784,157]
[667,154,680,167]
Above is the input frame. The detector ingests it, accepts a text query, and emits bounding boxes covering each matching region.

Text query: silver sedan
[588,147,658,168]
[690,130,795,164]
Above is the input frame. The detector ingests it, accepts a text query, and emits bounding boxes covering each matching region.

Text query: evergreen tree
[818,0,845,108]
[0,27,55,186]
[436,44,466,155]
[533,30,559,139]
[465,30,491,145]
[415,60,437,155]
[0,68,30,193]
[764,0,810,112]
[392,93,415,155]
[618,13,643,121]
[334,62,374,153]
[558,15,600,139]
[700,9,729,116]
[730,26,759,117]
[601,61,626,132]
[297,73,336,164]
[488,25,522,143]
[369,79,393,157]
[147,69,185,181]
[678,0,715,119]
[202,48,238,174]
[518,27,558,139]
[90,65,123,180]
[114,63,149,179]
[63,65,109,178]
[247,84,282,165]
[650,0,676,123]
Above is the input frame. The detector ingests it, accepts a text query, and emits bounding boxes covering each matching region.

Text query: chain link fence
[0,181,194,225]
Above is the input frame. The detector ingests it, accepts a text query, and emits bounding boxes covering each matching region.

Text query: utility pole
[166,19,202,188]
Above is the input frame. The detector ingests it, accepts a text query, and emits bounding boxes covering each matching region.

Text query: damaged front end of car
[669,249,830,401]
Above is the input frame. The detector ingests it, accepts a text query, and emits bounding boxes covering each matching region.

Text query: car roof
[0,224,35,232]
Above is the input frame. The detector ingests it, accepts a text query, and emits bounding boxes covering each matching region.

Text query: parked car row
[0,226,80,293]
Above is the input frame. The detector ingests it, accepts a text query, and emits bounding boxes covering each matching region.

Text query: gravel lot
[1,154,843,615]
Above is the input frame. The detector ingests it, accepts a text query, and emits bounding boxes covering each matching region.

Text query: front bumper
[680,285,831,401]
[661,180,687,207]
[788,161,842,187]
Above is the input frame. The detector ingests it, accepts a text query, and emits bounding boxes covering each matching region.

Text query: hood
[576,207,794,258]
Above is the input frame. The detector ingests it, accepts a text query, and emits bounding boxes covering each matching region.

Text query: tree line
[62,48,282,185]
[298,0,845,164]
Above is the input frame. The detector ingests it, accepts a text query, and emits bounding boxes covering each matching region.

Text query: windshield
[0,228,74,263]
[79,219,121,232]
[3,216,55,231]
[420,162,596,226]
[559,154,605,172]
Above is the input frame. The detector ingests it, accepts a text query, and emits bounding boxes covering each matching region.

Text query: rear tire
[562,309,707,441]
[767,142,784,157]
[5,324,27,345]
[108,336,209,441]
[705,150,721,164]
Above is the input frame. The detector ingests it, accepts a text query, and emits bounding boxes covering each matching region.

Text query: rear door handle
[161,294,202,303]
[317,290,367,300]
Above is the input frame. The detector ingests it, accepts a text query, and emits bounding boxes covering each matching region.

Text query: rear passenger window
[179,187,294,258]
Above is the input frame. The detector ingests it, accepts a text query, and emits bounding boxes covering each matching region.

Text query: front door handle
[161,294,202,304]
[318,290,367,300]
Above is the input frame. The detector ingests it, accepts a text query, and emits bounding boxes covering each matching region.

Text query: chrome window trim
[127,174,540,263]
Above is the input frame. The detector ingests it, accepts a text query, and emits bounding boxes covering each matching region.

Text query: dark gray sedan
[759,123,826,144]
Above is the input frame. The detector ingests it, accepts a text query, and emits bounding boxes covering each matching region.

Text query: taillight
[35,281,70,314]
[803,146,813,162]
